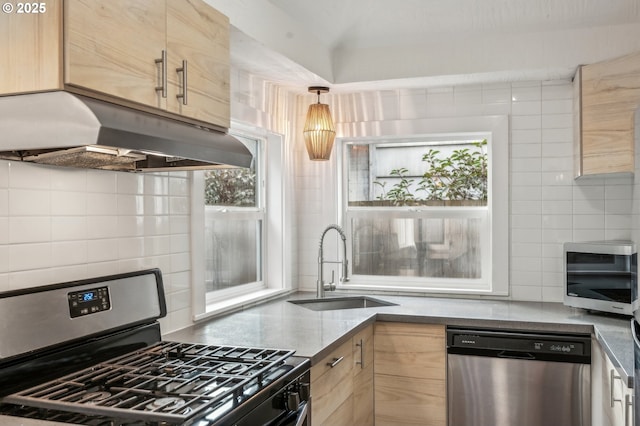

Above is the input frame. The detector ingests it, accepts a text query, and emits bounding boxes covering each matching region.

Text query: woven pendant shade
[303,87,335,161]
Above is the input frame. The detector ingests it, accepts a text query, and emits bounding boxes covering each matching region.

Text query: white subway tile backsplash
[117,194,144,216]
[511,86,541,102]
[0,189,8,216]
[51,241,88,266]
[51,191,87,216]
[117,216,144,237]
[9,189,51,216]
[86,171,117,194]
[512,200,542,215]
[86,193,118,216]
[0,217,7,244]
[540,157,572,172]
[9,243,52,271]
[541,186,572,201]
[573,199,605,215]
[8,162,51,189]
[573,214,605,229]
[541,200,572,215]
[541,286,563,303]
[0,246,8,273]
[9,217,50,244]
[541,99,572,114]
[512,129,542,144]
[0,161,8,187]
[541,228,573,243]
[87,239,118,263]
[511,143,541,158]
[542,128,572,143]
[50,168,87,192]
[512,101,541,116]
[117,173,144,195]
[541,84,573,100]
[87,216,118,239]
[541,113,572,129]
[541,142,572,157]
[512,115,542,130]
[606,199,633,214]
[52,216,87,241]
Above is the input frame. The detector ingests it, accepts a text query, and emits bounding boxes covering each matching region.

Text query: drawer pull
[176,60,188,105]
[327,356,344,368]
[155,50,167,98]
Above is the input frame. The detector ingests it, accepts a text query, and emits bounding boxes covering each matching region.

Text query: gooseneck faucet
[317,224,349,298]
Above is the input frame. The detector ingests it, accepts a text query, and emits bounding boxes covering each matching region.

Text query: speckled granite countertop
[164,292,635,387]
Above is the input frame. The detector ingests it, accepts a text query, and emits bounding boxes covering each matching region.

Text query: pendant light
[303,86,335,161]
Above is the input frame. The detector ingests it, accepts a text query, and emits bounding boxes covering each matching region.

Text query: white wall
[0,161,193,333]
[0,75,634,337]
[294,80,634,302]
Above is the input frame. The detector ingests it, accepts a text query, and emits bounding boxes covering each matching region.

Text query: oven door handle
[271,400,309,426]
[632,319,640,346]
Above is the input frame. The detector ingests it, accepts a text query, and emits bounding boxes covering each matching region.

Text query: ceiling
[207,0,640,92]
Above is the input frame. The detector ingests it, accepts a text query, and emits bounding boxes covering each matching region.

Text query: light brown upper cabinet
[574,51,640,177]
[0,0,230,129]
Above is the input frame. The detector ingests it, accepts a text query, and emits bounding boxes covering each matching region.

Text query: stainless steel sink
[288,296,397,311]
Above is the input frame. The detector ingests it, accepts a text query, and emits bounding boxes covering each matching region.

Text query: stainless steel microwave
[564,241,637,315]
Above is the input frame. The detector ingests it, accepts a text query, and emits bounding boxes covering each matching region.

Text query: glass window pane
[205,218,262,292]
[351,217,481,278]
[204,168,256,207]
[347,140,487,206]
[204,136,258,207]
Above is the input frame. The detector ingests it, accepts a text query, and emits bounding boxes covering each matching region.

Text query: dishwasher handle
[497,350,536,360]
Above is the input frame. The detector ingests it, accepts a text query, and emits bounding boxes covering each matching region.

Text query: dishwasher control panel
[446,328,591,362]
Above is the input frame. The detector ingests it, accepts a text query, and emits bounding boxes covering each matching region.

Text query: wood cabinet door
[374,322,447,426]
[64,0,166,109]
[166,0,230,128]
[352,325,374,426]
[311,338,354,426]
[0,0,63,95]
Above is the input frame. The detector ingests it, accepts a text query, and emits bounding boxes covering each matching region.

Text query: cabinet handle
[155,50,167,98]
[176,60,188,105]
[625,393,633,426]
[355,339,364,369]
[327,356,344,368]
[611,369,622,407]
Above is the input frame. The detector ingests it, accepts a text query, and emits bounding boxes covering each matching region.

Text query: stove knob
[299,382,310,400]
[287,391,300,411]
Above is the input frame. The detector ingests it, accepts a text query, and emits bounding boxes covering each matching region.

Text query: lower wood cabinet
[374,322,447,426]
[592,338,634,426]
[310,324,374,426]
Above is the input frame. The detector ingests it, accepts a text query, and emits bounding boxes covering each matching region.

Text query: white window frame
[338,116,509,296]
[192,125,290,321]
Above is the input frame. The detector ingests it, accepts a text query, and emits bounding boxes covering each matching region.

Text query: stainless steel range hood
[0,91,253,172]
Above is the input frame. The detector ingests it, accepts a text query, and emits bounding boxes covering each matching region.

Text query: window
[341,117,508,295]
[192,129,289,321]
[203,136,264,300]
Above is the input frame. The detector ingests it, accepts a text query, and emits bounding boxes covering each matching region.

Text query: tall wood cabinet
[0,0,230,129]
[310,324,374,426]
[374,322,447,426]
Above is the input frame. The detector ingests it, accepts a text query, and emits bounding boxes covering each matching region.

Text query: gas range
[0,270,310,426]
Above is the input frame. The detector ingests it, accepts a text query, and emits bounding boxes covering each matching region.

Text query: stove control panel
[68,286,111,318]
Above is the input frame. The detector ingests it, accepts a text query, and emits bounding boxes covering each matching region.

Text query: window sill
[193,288,291,322]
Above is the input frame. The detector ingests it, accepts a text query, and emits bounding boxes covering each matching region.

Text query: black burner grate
[2,342,294,424]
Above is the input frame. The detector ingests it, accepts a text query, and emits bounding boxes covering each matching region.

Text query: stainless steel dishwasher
[447,327,591,426]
